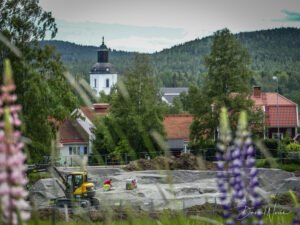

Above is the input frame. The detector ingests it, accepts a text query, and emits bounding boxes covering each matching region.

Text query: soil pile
[175,153,199,170]
[125,153,216,171]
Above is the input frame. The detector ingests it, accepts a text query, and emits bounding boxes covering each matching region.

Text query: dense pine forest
[40,27,300,105]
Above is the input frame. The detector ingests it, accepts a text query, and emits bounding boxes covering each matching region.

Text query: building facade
[59,104,110,166]
[90,37,117,96]
[251,87,299,139]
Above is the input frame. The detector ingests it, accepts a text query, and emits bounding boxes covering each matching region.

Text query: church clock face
[106,67,110,72]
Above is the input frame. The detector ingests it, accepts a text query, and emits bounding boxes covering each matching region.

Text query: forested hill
[39,40,135,77]
[40,27,300,84]
[151,27,300,74]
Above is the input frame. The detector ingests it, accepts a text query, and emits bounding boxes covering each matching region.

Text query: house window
[73,147,76,155]
[287,128,292,137]
[69,147,72,155]
[94,78,97,88]
[84,147,88,155]
[77,146,80,155]
[106,79,109,88]
[272,133,283,139]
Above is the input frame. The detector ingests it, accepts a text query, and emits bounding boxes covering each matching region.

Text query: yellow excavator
[50,170,100,209]
[26,164,99,208]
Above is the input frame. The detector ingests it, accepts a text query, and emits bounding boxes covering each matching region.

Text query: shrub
[286,143,300,151]
[259,139,279,157]
[189,141,217,161]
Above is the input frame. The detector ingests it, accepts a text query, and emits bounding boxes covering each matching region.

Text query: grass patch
[279,164,300,172]
[27,212,296,225]
[264,213,294,225]
[28,172,52,185]
[256,158,300,172]
[256,159,272,168]
[28,216,223,225]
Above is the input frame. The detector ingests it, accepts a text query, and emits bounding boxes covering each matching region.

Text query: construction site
[27,155,300,221]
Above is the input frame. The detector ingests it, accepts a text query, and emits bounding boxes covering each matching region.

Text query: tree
[0,0,77,162]
[190,28,263,144]
[94,54,166,156]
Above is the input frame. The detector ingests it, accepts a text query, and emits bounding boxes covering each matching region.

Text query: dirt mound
[125,159,156,171]
[184,203,223,216]
[125,154,216,171]
[175,153,198,170]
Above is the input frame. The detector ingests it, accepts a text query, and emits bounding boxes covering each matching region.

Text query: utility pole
[273,76,281,164]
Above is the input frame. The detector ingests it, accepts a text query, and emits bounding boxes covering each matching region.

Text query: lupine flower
[0,59,30,224]
[292,208,300,225]
[216,108,264,225]
[289,190,300,225]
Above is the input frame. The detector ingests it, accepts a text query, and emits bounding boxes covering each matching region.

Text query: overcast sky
[39,0,300,53]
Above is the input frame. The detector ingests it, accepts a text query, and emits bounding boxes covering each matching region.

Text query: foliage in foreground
[0,60,29,224]
[189,28,264,146]
[0,0,77,162]
[92,54,166,157]
[27,213,295,225]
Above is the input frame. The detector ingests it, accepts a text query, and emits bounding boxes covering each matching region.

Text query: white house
[59,104,110,166]
[90,37,117,96]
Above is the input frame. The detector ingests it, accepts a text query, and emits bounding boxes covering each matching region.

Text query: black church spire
[97,36,108,63]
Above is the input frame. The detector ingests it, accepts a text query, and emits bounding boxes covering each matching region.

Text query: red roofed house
[59,103,110,165]
[163,114,193,154]
[251,87,299,139]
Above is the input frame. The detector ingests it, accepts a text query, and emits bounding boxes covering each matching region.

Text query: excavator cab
[65,172,96,198]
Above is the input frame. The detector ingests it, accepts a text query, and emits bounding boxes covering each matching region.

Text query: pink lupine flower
[0,59,30,224]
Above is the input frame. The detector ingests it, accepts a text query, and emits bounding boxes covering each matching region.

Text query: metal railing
[43,148,300,167]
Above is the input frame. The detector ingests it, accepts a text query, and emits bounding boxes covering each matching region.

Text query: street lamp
[272,76,280,161]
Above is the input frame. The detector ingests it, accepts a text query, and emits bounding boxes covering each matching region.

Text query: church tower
[90,37,117,96]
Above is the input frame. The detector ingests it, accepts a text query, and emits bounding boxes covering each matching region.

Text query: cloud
[49,19,186,44]
[108,36,190,53]
[40,0,300,52]
[46,19,197,52]
[276,10,300,22]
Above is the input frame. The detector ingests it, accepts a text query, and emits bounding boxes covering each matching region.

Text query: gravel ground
[30,167,300,210]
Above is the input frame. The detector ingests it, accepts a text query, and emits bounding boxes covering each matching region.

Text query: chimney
[93,103,110,113]
[253,86,261,97]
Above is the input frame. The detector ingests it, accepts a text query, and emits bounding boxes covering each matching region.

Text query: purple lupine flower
[0,60,30,224]
[233,113,264,225]
[216,108,233,224]
[290,190,300,225]
[292,207,300,225]
[217,108,264,225]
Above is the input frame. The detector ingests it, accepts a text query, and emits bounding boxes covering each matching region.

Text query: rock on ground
[30,178,65,208]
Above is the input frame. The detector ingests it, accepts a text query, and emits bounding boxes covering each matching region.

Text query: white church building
[58,38,116,165]
[90,37,117,96]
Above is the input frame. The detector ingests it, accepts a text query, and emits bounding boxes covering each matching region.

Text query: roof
[59,119,89,144]
[251,92,297,107]
[99,43,108,51]
[251,92,298,127]
[163,114,193,139]
[70,172,87,175]
[90,62,116,74]
[80,104,109,122]
[160,87,188,104]
[160,87,189,94]
[265,106,297,127]
[99,36,108,50]
[80,107,94,122]
[167,139,184,150]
